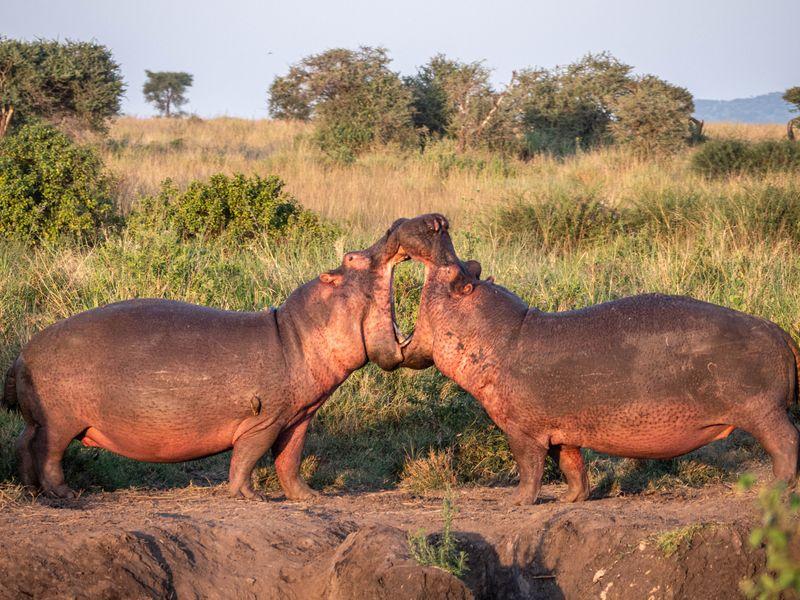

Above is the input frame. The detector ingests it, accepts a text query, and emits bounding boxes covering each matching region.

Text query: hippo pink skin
[393,229,800,505]
[2,214,447,500]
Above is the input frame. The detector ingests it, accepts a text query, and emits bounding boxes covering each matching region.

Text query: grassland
[1,118,798,496]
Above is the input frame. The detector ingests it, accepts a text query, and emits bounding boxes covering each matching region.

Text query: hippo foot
[560,488,590,503]
[285,486,321,502]
[230,486,268,501]
[509,486,539,506]
[44,484,77,499]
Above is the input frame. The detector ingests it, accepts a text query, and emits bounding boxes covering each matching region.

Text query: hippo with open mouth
[389,220,800,504]
[2,214,446,500]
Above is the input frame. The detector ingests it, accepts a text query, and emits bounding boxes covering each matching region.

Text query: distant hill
[693,92,795,124]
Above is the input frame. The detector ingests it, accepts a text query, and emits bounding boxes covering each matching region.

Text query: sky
[4,0,799,118]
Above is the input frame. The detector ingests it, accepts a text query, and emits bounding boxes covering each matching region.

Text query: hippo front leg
[507,432,548,505]
[549,445,590,502]
[272,415,320,501]
[229,418,283,500]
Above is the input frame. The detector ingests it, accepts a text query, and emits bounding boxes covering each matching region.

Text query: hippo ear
[464,260,482,279]
[320,271,343,286]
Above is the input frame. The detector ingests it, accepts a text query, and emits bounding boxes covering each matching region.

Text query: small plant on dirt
[655,523,708,557]
[739,475,800,599]
[407,490,468,578]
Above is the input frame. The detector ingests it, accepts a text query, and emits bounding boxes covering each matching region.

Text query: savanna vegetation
[2,115,799,500]
[1,39,800,509]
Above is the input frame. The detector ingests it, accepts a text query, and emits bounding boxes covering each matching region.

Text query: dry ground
[0,467,780,600]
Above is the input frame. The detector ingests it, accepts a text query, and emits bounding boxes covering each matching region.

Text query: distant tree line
[268,47,703,160]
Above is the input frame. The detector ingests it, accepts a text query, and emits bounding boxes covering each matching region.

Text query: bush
[0,38,124,137]
[610,76,695,156]
[128,173,330,241]
[692,139,800,178]
[0,121,115,243]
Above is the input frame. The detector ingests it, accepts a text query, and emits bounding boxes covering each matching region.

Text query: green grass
[655,523,711,557]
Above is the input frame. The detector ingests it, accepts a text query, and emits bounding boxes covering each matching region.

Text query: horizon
[4,0,799,118]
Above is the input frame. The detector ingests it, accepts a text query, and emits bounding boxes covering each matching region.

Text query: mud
[0,479,778,599]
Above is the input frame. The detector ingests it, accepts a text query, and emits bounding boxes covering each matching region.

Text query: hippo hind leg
[15,424,39,488]
[32,424,82,499]
[549,445,590,502]
[229,420,283,500]
[743,408,799,484]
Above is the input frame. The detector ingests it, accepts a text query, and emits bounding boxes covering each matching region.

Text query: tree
[143,71,193,117]
[509,53,632,155]
[268,47,413,161]
[784,87,800,141]
[0,38,124,137]
[609,76,695,156]
[405,55,517,152]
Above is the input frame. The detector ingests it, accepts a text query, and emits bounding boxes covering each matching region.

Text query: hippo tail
[2,358,18,412]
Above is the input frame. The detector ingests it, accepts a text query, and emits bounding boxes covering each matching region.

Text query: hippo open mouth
[389,259,419,348]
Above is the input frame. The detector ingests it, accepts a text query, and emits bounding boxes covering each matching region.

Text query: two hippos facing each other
[3,213,799,503]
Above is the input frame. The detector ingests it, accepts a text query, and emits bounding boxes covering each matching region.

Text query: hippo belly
[19,298,290,463]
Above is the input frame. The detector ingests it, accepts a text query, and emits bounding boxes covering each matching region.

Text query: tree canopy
[0,38,124,137]
[268,47,413,161]
[143,71,193,117]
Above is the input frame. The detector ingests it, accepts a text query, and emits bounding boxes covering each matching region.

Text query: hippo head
[311,213,449,372]
[382,216,483,370]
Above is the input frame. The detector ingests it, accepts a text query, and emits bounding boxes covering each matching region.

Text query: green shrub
[692,139,800,178]
[128,173,331,241]
[408,492,469,577]
[0,121,115,243]
[739,477,800,599]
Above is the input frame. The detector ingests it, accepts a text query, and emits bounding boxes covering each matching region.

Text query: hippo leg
[15,424,39,488]
[229,421,283,500]
[549,445,590,502]
[272,416,319,501]
[32,425,79,499]
[507,433,548,505]
[746,410,799,483]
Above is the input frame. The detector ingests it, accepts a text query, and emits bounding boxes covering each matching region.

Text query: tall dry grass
[102,118,793,233]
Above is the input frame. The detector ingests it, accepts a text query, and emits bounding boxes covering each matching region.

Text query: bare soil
[0,475,779,599]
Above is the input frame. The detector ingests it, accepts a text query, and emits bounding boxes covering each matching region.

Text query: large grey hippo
[391,222,800,504]
[2,214,446,500]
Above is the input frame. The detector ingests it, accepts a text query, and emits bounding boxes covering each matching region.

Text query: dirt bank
[0,480,774,599]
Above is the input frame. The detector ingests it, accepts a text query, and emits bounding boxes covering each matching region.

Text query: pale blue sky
[5,0,799,117]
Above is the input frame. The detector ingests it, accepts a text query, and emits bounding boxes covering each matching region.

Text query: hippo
[390,222,800,504]
[2,214,446,500]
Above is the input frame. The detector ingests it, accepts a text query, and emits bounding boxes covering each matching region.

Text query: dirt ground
[0,468,779,600]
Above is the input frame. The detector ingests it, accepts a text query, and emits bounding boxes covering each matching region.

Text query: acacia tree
[143,71,193,117]
[784,87,800,141]
[268,47,413,161]
[0,38,124,137]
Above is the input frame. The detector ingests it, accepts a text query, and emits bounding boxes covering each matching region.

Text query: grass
[1,118,798,498]
[655,523,711,557]
[407,491,469,577]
